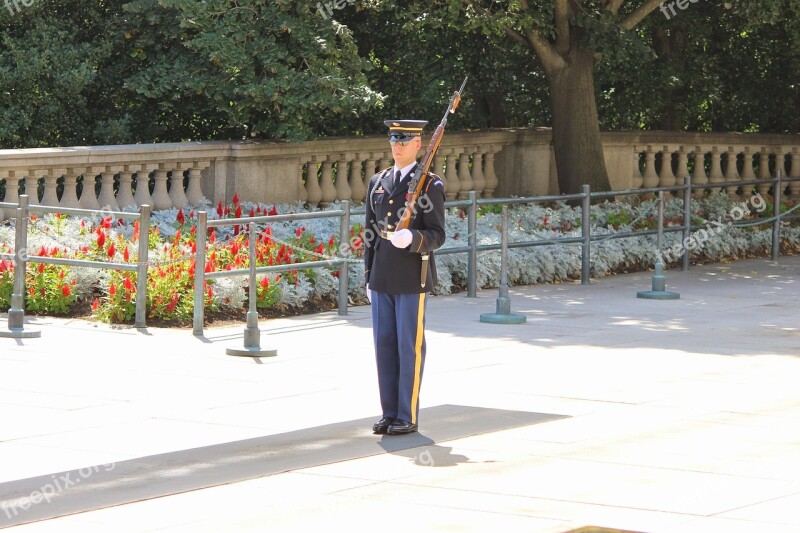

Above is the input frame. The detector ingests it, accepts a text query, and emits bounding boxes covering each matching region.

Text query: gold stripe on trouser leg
[410,293,426,424]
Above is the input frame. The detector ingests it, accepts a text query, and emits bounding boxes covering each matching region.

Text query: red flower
[216,201,224,217]
[249,207,255,218]
[107,242,116,258]
[97,230,106,248]
[232,192,240,204]
[176,210,185,225]
[123,276,134,293]
[109,282,117,296]
[61,284,71,297]
[38,262,44,273]
[209,230,216,244]
[328,236,335,247]
[38,245,47,257]
[235,204,242,218]
[230,242,240,256]
[268,206,278,216]
[260,276,269,288]
[123,247,130,262]
[91,298,99,311]
[295,226,303,237]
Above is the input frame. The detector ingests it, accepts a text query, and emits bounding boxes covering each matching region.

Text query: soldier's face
[390,136,422,167]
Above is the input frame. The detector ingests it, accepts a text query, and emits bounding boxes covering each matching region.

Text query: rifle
[396,76,467,287]
[396,76,468,232]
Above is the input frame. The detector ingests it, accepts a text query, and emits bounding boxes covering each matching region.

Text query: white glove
[366,283,372,303]
[389,229,413,249]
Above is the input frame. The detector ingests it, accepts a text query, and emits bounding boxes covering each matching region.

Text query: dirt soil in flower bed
[27,244,797,329]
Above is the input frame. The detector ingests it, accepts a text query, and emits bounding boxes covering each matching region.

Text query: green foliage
[120,0,381,141]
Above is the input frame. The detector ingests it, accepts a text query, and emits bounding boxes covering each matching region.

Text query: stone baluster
[757,148,771,196]
[117,166,137,209]
[675,147,690,183]
[22,172,39,205]
[60,168,81,209]
[658,146,676,188]
[362,153,378,197]
[349,155,365,202]
[296,160,308,205]
[432,152,446,194]
[642,146,659,189]
[632,148,644,189]
[378,154,392,173]
[98,168,120,211]
[40,169,61,207]
[740,147,757,198]
[789,147,800,198]
[483,146,500,198]
[692,147,708,198]
[333,154,351,202]
[444,149,460,200]
[151,164,173,211]
[134,167,153,208]
[457,151,473,200]
[186,162,208,206]
[774,147,786,182]
[168,164,189,210]
[708,147,724,192]
[305,157,323,207]
[319,157,336,207]
[471,147,486,197]
[724,147,741,197]
[2,171,20,220]
[79,170,101,210]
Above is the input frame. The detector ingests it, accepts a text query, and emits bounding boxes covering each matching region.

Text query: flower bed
[0,192,798,326]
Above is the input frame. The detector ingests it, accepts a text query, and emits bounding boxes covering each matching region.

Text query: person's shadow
[377,432,473,467]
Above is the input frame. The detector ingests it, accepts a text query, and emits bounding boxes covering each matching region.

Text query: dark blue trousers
[371,291,428,425]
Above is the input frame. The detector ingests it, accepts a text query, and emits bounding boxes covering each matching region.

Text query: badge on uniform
[375,187,385,194]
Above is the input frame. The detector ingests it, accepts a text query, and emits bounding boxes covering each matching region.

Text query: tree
[120,0,382,141]
[361,0,800,193]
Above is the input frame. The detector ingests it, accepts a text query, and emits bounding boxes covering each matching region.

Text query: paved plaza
[1,256,799,532]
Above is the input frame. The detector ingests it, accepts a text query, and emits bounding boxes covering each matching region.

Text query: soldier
[364,119,446,435]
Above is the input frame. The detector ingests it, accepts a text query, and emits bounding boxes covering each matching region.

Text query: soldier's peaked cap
[385,119,428,142]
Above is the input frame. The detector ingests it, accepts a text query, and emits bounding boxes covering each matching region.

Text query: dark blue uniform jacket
[364,165,446,294]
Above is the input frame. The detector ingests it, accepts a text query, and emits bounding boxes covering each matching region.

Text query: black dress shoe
[372,417,395,434]
[387,420,418,435]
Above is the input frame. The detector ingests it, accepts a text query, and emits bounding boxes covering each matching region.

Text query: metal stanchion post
[1,195,41,338]
[227,222,277,357]
[193,211,207,336]
[467,191,477,298]
[480,206,526,324]
[771,169,782,261]
[638,191,680,300]
[581,184,591,285]
[134,204,150,329]
[337,200,349,316]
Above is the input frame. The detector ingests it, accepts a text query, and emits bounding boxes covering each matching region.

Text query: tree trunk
[546,46,611,194]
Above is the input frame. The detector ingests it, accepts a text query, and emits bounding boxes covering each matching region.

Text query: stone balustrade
[1,130,798,221]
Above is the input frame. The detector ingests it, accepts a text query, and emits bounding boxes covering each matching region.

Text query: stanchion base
[0,328,41,338]
[636,290,680,300]
[226,346,278,357]
[480,312,527,324]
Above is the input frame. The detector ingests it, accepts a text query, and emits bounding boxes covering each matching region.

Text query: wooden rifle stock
[396,76,468,231]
